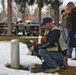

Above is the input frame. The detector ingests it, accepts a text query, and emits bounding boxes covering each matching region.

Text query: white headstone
[11,39,20,69]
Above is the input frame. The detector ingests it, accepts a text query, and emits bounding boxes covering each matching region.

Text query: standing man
[66,2,76,60]
[61,9,68,42]
[29,17,67,73]
[60,9,72,58]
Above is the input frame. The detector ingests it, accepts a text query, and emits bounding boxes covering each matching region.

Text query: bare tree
[1,0,5,12]
[7,0,12,36]
[0,0,6,20]
[54,0,59,26]
[38,0,42,35]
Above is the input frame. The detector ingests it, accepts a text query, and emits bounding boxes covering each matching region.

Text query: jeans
[62,27,72,57]
[39,49,64,69]
[67,37,73,57]
[62,27,68,42]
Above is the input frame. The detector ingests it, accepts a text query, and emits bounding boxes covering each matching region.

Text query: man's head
[61,9,65,14]
[67,2,75,12]
[42,17,54,30]
[61,9,67,16]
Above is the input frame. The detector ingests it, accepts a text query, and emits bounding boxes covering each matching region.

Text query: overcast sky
[63,0,76,5]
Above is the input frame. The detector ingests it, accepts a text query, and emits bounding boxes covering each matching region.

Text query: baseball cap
[41,17,53,26]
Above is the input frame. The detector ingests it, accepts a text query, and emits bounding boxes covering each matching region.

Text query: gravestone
[11,39,20,69]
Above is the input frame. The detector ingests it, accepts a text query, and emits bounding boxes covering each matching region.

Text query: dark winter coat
[67,7,76,47]
[34,26,60,51]
[34,26,67,52]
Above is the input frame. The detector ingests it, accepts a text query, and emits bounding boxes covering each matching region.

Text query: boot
[71,58,76,60]
[63,56,68,69]
[45,67,60,73]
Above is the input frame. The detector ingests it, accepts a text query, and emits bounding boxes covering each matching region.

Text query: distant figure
[20,20,22,23]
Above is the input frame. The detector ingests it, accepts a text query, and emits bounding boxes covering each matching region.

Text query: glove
[29,46,34,52]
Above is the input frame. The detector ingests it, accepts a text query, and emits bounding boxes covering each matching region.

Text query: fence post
[11,39,20,69]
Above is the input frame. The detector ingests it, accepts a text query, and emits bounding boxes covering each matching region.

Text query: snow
[0,40,76,75]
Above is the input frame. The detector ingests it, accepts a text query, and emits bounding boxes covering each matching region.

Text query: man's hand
[29,46,34,52]
[74,34,76,39]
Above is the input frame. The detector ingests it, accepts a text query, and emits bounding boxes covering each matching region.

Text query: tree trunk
[22,13,25,22]
[54,0,59,27]
[1,0,6,19]
[38,0,41,36]
[1,0,5,12]
[7,0,12,36]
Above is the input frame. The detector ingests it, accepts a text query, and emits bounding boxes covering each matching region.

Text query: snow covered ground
[0,40,76,75]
